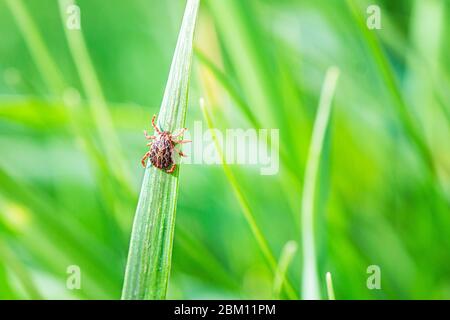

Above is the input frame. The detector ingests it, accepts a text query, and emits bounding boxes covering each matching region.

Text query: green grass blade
[326,272,336,300]
[346,0,436,178]
[176,225,240,291]
[0,240,42,299]
[195,48,261,128]
[301,67,340,300]
[273,241,298,300]
[0,261,18,299]
[0,168,122,297]
[200,99,298,300]
[206,0,277,127]
[4,0,66,95]
[195,48,303,186]
[57,0,132,189]
[6,0,129,236]
[121,0,200,300]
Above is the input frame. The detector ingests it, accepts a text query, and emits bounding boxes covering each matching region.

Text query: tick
[141,115,191,173]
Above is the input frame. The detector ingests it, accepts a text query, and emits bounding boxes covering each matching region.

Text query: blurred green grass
[0,0,449,299]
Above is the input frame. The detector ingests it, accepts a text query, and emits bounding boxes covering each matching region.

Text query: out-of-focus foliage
[0,0,449,299]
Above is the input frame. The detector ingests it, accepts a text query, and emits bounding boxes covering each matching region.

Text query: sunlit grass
[200,98,298,299]
[0,0,449,300]
[121,0,200,300]
[301,67,340,300]
[326,272,335,300]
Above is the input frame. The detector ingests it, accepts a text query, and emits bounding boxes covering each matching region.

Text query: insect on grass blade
[121,0,200,300]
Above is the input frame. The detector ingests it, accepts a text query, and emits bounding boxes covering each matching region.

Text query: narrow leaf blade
[121,0,200,300]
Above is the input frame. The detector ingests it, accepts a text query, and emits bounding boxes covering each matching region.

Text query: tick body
[141,115,190,173]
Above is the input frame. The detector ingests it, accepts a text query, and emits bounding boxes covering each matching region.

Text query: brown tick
[141,115,191,173]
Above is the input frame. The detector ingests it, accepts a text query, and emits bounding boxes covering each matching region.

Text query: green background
[0,0,449,299]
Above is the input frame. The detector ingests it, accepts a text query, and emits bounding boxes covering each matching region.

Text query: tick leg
[166,164,176,174]
[172,128,187,138]
[144,130,156,140]
[141,151,151,168]
[174,147,187,157]
[151,115,162,134]
[174,139,191,145]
